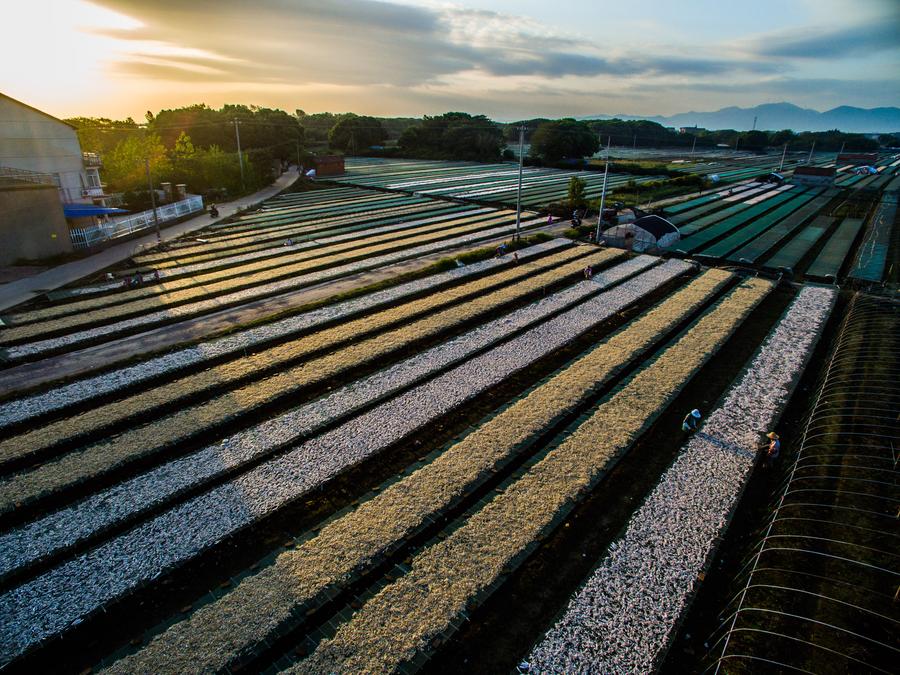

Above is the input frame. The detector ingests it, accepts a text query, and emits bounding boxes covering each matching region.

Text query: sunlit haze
[2,0,899,119]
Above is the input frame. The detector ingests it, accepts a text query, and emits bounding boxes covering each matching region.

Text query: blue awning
[63,204,129,218]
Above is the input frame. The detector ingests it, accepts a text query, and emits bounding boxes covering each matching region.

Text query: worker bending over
[682,409,702,433]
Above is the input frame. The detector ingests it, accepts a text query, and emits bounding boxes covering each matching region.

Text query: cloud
[623,76,900,111]
[92,0,780,87]
[82,0,898,118]
[747,16,900,58]
[642,56,781,76]
[98,0,438,34]
[119,56,291,83]
[92,0,469,86]
[467,50,781,79]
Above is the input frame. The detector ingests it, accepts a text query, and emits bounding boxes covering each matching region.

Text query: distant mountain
[581,102,900,133]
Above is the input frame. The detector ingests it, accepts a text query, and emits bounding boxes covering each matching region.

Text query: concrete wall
[0,94,92,203]
[0,184,72,265]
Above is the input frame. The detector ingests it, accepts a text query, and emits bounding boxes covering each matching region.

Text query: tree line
[67,104,304,208]
[70,103,896,211]
[512,117,887,160]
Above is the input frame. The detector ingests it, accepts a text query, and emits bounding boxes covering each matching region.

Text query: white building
[0,92,104,205]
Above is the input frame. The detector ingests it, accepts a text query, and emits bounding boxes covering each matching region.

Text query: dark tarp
[63,204,128,218]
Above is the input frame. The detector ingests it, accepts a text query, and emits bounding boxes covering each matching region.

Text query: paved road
[0,171,298,313]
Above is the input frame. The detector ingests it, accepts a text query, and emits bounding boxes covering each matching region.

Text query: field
[0,159,895,674]
[330,157,662,208]
[696,293,899,673]
[655,158,899,282]
[660,151,822,183]
[0,185,548,364]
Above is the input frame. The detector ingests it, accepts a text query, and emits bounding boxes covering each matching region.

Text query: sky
[1,0,898,121]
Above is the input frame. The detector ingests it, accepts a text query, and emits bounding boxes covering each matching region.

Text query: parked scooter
[209,204,219,218]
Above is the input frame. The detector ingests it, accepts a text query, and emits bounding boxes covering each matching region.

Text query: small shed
[837,152,877,165]
[313,155,345,176]
[792,165,835,187]
[601,214,680,252]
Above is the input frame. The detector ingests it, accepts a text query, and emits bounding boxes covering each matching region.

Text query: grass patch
[609,175,708,206]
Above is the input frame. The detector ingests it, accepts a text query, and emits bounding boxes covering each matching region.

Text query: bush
[568,176,588,208]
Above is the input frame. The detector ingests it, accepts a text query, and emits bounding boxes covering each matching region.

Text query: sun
[0,1,143,115]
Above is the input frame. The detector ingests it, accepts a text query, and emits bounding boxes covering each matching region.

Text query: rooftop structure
[836,152,878,164]
[313,155,346,176]
[792,165,836,186]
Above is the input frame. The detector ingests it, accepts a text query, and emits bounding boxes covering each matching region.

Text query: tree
[64,116,140,156]
[71,103,304,201]
[328,115,387,153]
[398,113,503,161]
[769,129,796,147]
[298,112,349,146]
[530,119,600,162]
[172,131,195,160]
[792,130,877,152]
[586,118,681,148]
[148,104,303,160]
[567,176,587,208]
[102,133,171,192]
[505,118,550,142]
[740,130,769,150]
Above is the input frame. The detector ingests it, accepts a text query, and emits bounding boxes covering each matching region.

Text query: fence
[69,195,204,249]
[0,165,58,188]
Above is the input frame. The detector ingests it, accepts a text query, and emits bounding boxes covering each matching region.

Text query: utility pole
[752,115,758,131]
[234,118,245,191]
[594,137,611,244]
[807,140,816,164]
[734,135,740,152]
[779,143,788,172]
[296,139,301,170]
[838,141,846,158]
[145,157,160,243]
[514,124,524,242]
[633,134,636,150]
[690,135,697,159]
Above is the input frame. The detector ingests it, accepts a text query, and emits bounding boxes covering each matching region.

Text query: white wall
[0,94,91,203]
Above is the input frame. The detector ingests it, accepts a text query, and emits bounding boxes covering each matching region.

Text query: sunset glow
[2,0,899,121]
